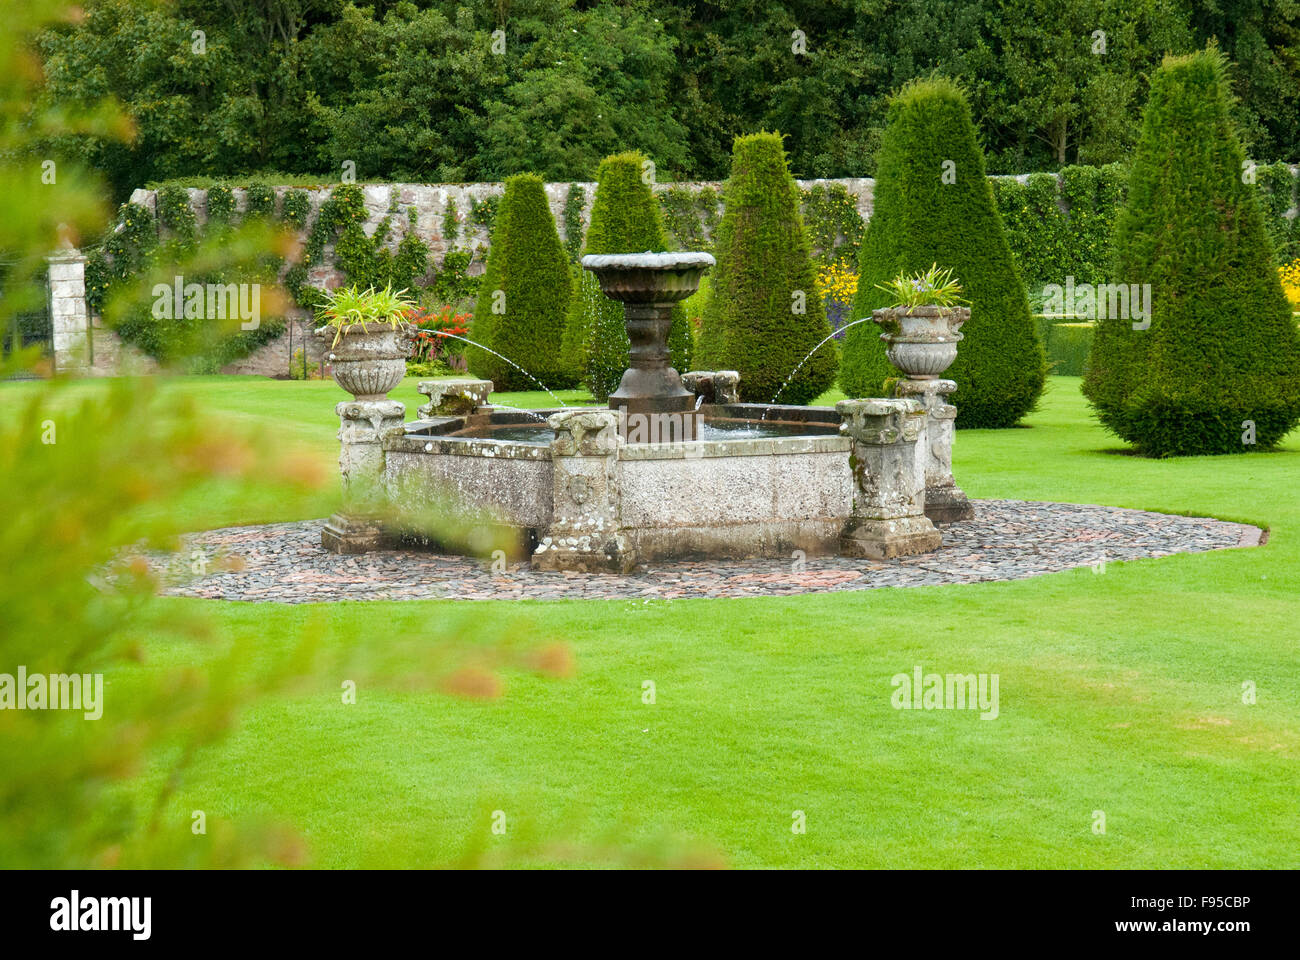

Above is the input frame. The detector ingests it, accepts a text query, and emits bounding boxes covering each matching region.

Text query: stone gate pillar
[47,248,89,373]
[836,398,942,559]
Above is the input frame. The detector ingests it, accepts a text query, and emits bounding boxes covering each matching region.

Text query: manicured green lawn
[9,374,1299,867]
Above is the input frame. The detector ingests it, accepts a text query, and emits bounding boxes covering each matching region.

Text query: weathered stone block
[417,378,493,418]
[681,370,741,404]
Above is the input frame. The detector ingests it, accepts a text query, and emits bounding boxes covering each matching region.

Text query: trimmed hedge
[841,78,1045,427]
[567,151,692,400]
[469,173,572,391]
[694,132,837,404]
[1083,49,1300,456]
[1035,318,1094,376]
[992,165,1127,288]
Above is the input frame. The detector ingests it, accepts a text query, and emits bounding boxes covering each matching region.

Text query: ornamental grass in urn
[872,263,969,380]
[316,284,416,400]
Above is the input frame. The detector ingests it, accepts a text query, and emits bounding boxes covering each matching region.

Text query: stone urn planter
[872,305,969,380]
[316,324,413,400]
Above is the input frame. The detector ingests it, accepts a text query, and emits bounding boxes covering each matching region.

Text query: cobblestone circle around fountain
[139,500,1262,603]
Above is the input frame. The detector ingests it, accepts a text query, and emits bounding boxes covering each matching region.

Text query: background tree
[840,77,1045,428]
[1083,48,1300,456]
[694,132,837,404]
[469,173,572,390]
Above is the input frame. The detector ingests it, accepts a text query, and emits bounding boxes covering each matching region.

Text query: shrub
[1083,49,1300,456]
[205,185,235,225]
[442,198,461,248]
[1256,161,1298,261]
[156,185,197,245]
[280,190,310,229]
[468,173,572,390]
[840,78,1044,427]
[801,183,865,266]
[392,232,430,290]
[694,132,837,404]
[568,151,692,399]
[245,182,276,219]
[434,249,476,304]
[563,183,586,262]
[660,185,721,253]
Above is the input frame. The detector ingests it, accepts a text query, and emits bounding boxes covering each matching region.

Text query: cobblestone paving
[147,500,1261,604]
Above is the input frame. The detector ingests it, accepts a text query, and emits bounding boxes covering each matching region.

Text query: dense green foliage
[1083,50,1300,456]
[992,165,1127,288]
[660,186,721,253]
[32,1,1300,202]
[86,190,290,370]
[1036,318,1096,376]
[469,173,572,390]
[567,152,691,400]
[694,133,837,404]
[562,184,586,263]
[841,79,1045,427]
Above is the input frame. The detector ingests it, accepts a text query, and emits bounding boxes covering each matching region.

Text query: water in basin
[456,419,831,444]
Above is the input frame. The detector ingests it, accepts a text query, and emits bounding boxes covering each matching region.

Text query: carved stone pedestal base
[841,516,943,559]
[894,378,974,524]
[835,398,942,561]
[321,513,392,554]
[322,398,405,555]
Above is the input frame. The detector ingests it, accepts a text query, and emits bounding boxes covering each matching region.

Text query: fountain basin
[382,403,853,562]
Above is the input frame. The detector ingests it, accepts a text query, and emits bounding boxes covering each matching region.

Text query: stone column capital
[835,398,926,445]
[548,408,623,457]
[45,246,85,264]
[894,378,958,419]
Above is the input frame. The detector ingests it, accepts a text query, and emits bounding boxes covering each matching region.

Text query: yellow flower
[816,260,858,303]
[1280,258,1300,310]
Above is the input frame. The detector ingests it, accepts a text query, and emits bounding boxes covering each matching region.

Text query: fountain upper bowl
[581,251,716,303]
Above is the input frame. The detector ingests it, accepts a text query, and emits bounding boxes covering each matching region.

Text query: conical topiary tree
[694,132,837,404]
[468,173,571,390]
[1083,49,1300,456]
[566,151,692,400]
[840,78,1044,427]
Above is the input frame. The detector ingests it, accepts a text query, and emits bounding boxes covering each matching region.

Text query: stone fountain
[584,252,715,442]
[319,251,975,571]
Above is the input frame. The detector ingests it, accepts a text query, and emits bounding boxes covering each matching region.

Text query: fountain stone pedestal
[874,304,975,524]
[322,399,406,553]
[582,252,715,442]
[836,398,943,559]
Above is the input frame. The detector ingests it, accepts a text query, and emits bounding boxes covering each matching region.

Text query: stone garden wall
[53,177,875,376]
